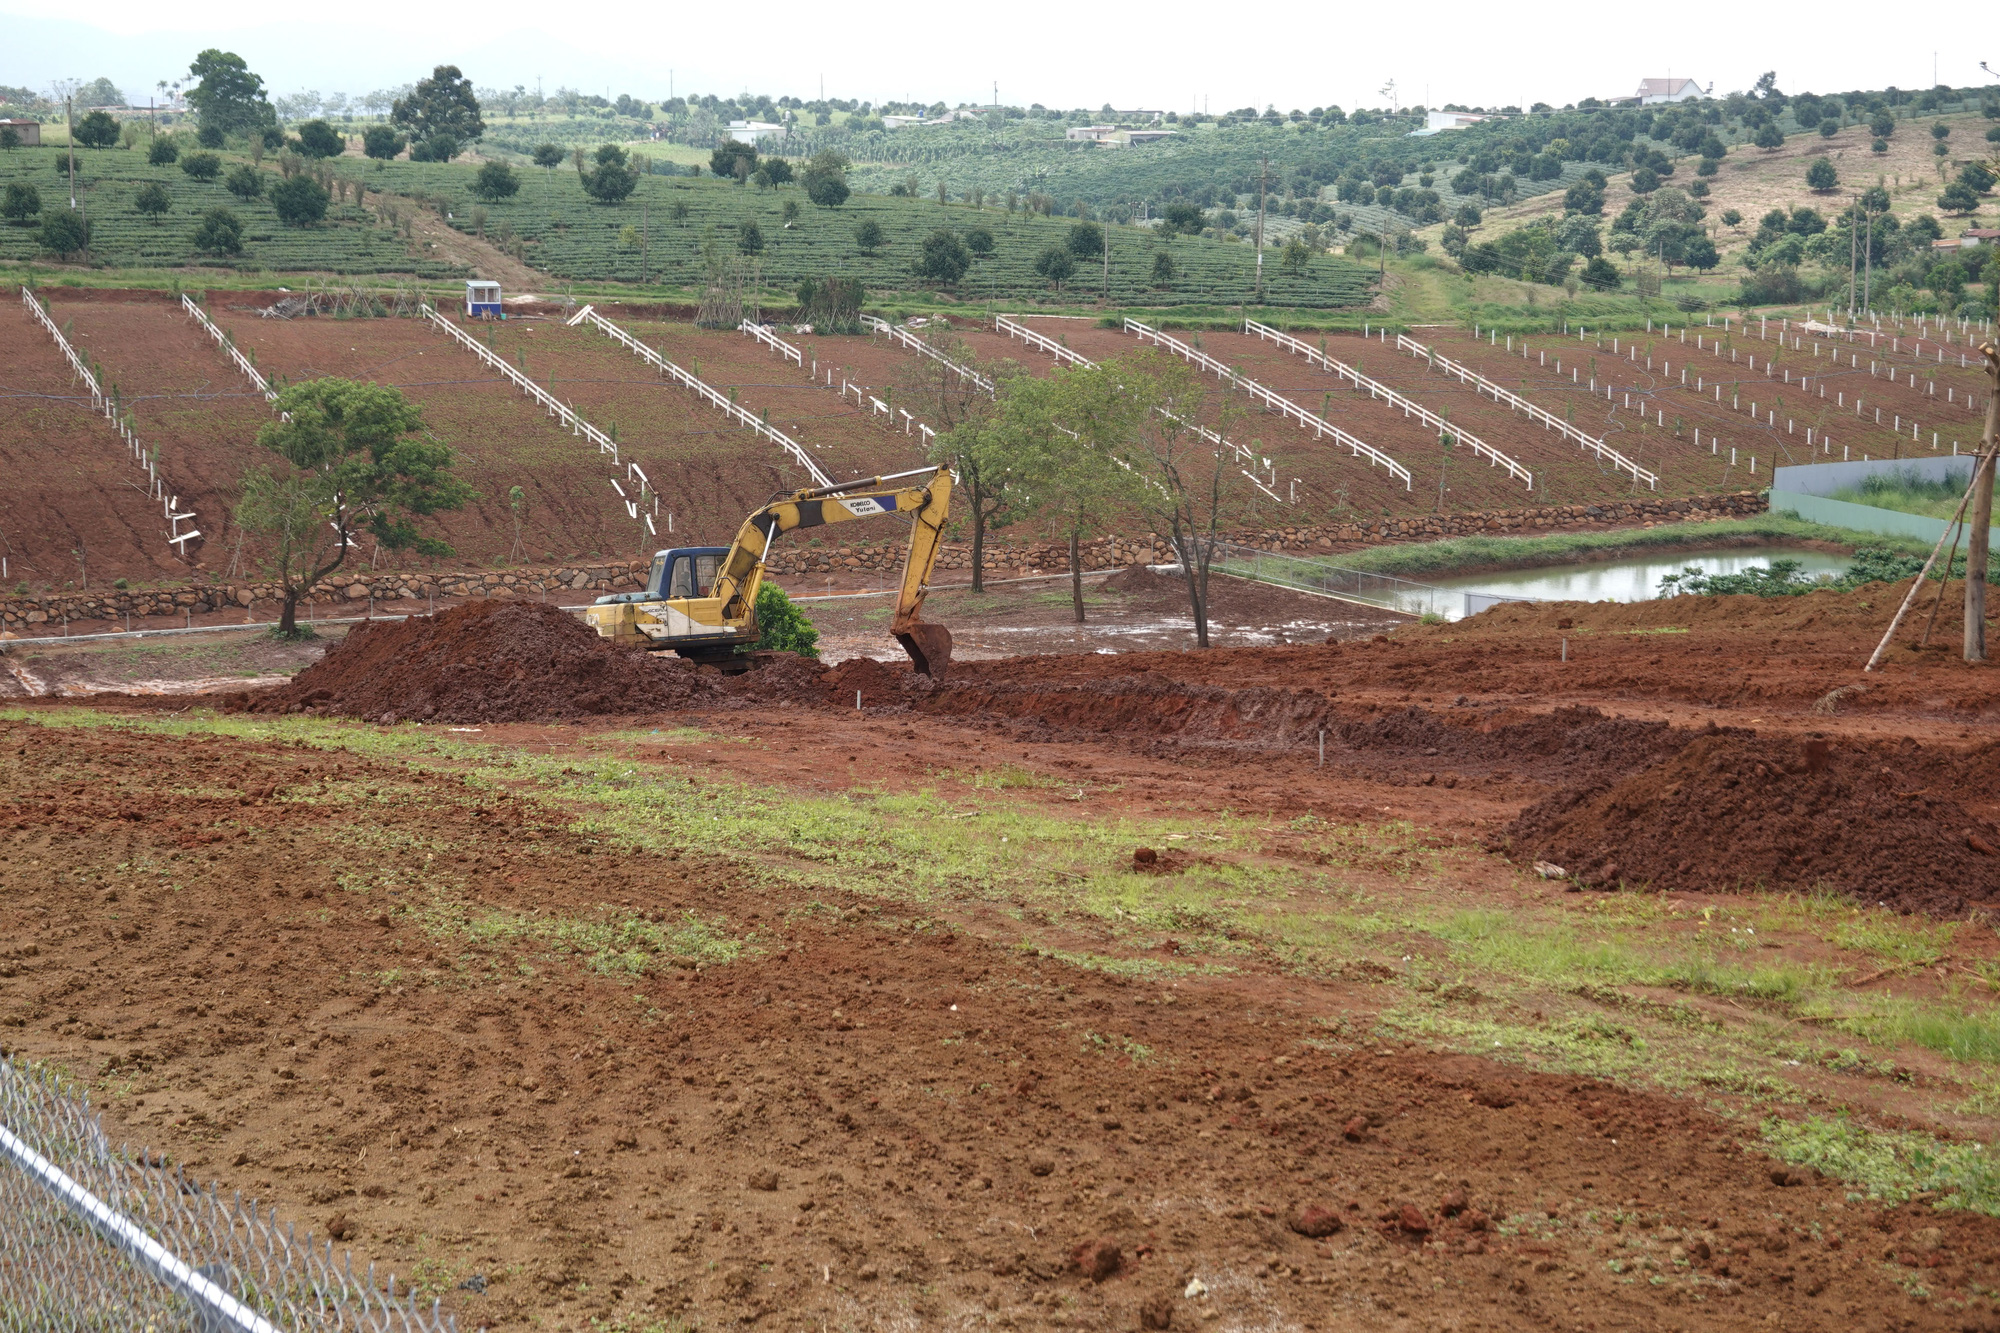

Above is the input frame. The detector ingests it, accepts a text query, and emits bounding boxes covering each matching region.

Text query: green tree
[73,111,120,148]
[180,151,221,181]
[1080,350,1245,648]
[752,583,818,656]
[1034,245,1076,289]
[1065,220,1103,259]
[76,77,125,107]
[361,125,405,160]
[1,182,39,224]
[853,218,884,253]
[1805,157,1838,192]
[1753,122,1784,150]
[294,119,343,158]
[224,163,263,200]
[472,160,519,202]
[1580,255,1620,290]
[0,128,20,151]
[531,143,564,170]
[754,157,794,186]
[580,143,636,203]
[738,220,765,254]
[1939,181,1980,214]
[1159,201,1205,236]
[916,228,969,284]
[710,140,757,179]
[269,174,330,226]
[1011,370,1140,622]
[1452,202,1483,227]
[38,211,88,258]
[802,151,850,207]
[191,206,243,255]
[407,133,460,162]
[914,340,1014,592]
[963,226,994,256]
[133,181,171,223]
[146,136,179,166]
[1151,249,1177,287]
[1628,166,1660,195]
[392,66,483,148]
[196,123,225,149]
[1279,235,1312,275]
[186,50,275,138]
[244,378,473,635]
[1869,109,1895,138]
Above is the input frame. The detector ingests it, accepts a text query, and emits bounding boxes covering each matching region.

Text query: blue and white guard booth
[464,280,503,318]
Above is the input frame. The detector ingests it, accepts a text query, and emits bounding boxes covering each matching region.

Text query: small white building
[1065,125,1118,143]
[726,119,785,145]
[1419,110,1490,134]
[1636,78,1704,105]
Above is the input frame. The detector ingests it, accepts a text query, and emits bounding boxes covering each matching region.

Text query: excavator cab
[582,466,956,678]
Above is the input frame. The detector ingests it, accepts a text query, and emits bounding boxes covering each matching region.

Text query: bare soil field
[0,305,187,586]
[8,578,2000,1331]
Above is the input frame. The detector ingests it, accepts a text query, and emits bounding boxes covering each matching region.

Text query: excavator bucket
[894,620,955,680]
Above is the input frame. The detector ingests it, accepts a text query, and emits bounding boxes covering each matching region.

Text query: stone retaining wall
[1,492,1766,631]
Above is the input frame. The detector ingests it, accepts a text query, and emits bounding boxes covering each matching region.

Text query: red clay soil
[51,298,277,562]
[210,306,637,564]
[471,318,814,545]
[10,713,2000,1332]
[237,600,721,722]
[0,307,186,585]
[1501,730,2000,910]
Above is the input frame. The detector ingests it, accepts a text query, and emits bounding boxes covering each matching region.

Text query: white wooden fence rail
[569,305,832,488]
[1243,319,1532,489]
[1394,333,1657,489]
[21,288,199,552]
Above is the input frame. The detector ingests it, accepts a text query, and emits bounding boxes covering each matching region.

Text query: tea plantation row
[0,147,464,277]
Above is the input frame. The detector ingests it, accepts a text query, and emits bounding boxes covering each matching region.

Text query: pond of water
[1435,546,1851,609]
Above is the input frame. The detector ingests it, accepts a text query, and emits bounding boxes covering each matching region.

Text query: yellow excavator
[584,465,955,678]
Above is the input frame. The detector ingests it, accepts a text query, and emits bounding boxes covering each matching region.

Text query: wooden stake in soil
[1963,342,2000,662]
[1866,446,1987,672]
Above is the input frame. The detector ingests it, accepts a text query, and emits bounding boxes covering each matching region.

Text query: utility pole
[66,94,77,210]
[640,198,649,285]
[1864,206,1875,313]
[1254,156,1268,303]
[1848,195,1858,319]
[1103,211,1111,298]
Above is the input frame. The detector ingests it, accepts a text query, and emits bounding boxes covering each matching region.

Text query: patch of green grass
[1827,467,1991,524]
[600,725,739,746]
[1841,999,2000,1066]
[418,898,744,977]
[1829,916,1959,968]
[1762,1114,2000,1214]
[972,764,1068,791]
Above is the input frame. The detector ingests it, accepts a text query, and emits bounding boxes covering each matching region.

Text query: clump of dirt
[233,601,720,723]
[722,651,828,705]
[1505,733,2000,911]
[1100,563,1182,596]
[822,655,918,709]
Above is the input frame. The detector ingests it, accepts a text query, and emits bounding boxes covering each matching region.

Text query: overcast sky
[1,1,1987,114]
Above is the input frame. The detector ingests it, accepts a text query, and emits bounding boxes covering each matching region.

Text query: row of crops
[0,147,464,276]
[360,162,1376,307]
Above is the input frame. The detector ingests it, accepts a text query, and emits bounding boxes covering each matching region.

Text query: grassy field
[1829,467,1995,522]
[0,146,462,277]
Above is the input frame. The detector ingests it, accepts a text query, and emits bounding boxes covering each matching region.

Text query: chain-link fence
[0,1056,455,1332]
[1211,542,1459,618]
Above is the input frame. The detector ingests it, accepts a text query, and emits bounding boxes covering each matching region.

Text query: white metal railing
[739,319,803,366]
[181,294,277,404]
[1396,334,1657,489]
[423,303,621,463]
[865,316,998,394]
[570,305,832,488]
[1243,320,1531,489]
[993,314,1289,503]
[1127,319,1414,490]
[21,288,199,551]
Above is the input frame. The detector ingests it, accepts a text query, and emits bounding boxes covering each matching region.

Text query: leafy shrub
[147,137,179,166]
[472,160,519,202]
[1,181,38,224]
[225,163,264,200]
[73,111,120,149]
[362,126,406,161]
[38,209,87,257]
[191,206,243,255]
[752,583,818,657]
[269,174,329,226]
[795,276,865,333]
[916,228,969,283]
[180,151,221,181]
[294,119,344,159]
[133,181,171,222]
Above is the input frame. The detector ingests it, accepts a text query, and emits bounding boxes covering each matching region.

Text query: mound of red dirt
[1504,733,2000,911]
[1099,563,1183,596]
[822,655,918,709]
[233,601,721,723]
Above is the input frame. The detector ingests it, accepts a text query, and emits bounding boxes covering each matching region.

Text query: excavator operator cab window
[666,553,723,600]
